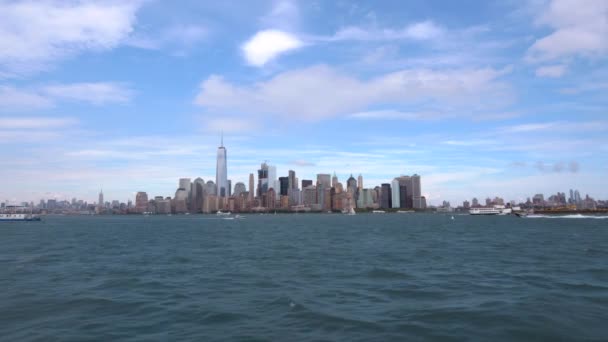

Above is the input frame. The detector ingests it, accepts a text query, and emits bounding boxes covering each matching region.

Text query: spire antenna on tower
[221,131,223,147]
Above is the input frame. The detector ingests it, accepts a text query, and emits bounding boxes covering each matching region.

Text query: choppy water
[1,214,607,341]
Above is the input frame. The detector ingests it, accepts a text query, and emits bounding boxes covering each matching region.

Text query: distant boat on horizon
[0,213,42,222]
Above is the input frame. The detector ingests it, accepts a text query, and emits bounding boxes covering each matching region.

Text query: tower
[97,189,104,213]
[216,133,228,197]
[249,173,255,201]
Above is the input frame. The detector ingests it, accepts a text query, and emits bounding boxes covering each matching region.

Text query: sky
[0,0,607,205]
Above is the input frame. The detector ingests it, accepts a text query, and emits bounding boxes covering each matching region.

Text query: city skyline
[1,0,607,204]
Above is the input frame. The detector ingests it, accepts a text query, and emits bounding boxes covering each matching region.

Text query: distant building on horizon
[135,191,148,213]
[216,135,228,197]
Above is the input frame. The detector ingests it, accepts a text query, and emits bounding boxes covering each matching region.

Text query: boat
[216,210,232,216]
[372,210,386,214]
[397,210,415,214]
[469,205,513,215]
[0,213,42,222]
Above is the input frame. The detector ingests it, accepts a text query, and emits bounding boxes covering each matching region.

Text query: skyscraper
[380,183,392,209]
[216,135,228,197]
[391,178,400,208]
[97,189,104,213]
[302,179,313,189]
[288,170,296,190]
[233,182,246,197]
[346,174,357,193]
[358,174,363,190]
[258,162,269,197]
[135,191,148,213]
[279,177,289,196]
[98,189,103,207]
[249,173,255,201]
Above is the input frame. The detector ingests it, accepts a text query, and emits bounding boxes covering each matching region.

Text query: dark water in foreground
[1,214,607,341]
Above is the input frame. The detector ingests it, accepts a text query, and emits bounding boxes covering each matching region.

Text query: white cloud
[195,65,511,121]
[0,117,78,129]
[500,121,608,133]
[350,110,439,120]
[0,0,142,76]
[241,30,304,66]
[527,0,608,62]
[125,24,207,51]
[330,20,443,41]
[0,82,132,109]
[260,0,300,30]
[0,86,53,109]
[535,64,567,77]
[42,82,133,105]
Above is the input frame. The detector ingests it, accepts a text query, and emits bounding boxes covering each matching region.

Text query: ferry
[469,205,513,215]
[0,213,42,222]
[216,210,232,216]
[372,210,386,214]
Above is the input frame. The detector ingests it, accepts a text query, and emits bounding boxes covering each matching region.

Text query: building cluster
[129,140,426,214]
[448,188,604,212]
[7,140,607,215]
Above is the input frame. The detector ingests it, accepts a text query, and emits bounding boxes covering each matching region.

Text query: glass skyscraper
[216,136,228,198]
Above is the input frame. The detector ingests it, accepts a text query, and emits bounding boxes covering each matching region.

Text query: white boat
[469,205,513,215]
[0,213,41,222]
[216,210,232,216]
[372,210,386,214]
[397,210,415,214]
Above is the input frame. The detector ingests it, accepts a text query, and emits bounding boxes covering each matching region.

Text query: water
[1,214,607,341]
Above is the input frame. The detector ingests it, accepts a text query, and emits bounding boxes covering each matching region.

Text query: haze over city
[1,0,607,205]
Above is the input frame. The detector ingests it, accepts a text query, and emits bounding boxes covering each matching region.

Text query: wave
[526,214,608,219]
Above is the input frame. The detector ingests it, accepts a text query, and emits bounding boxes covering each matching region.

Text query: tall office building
[227,180,232,197]
[288,170,296,190]
[279,177,289,196]
[135,191,148,213]
[233,182,246,197]
[411,174,422,209]
[391,178,400,208]
[317,174,331,189]
[302,179,313,189]
[205,180,216,196]
[380,183,392,209]
[268,165,278,198]
[179,178,191,192]
[98,189,104,208]
[331,172,338,188]
[358,174,363,190]
[258,163,269,197]
[216,135,228,197]
[394,175,421,209]
[249,173,255,201]
[193,178,206,213]
[346,175,357,193]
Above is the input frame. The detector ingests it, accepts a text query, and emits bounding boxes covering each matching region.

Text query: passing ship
[469,205,514,216]
[0,213,42,222]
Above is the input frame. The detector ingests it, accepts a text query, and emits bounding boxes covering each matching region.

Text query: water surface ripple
[1,214,607,341]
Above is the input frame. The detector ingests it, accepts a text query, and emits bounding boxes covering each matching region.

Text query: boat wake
[526,214,608,219]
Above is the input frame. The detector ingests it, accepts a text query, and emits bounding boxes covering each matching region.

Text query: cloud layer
[195,65,511,121]
[0,0,141,76]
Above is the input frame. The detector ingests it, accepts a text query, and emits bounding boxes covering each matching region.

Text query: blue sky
[1,0,607,205]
